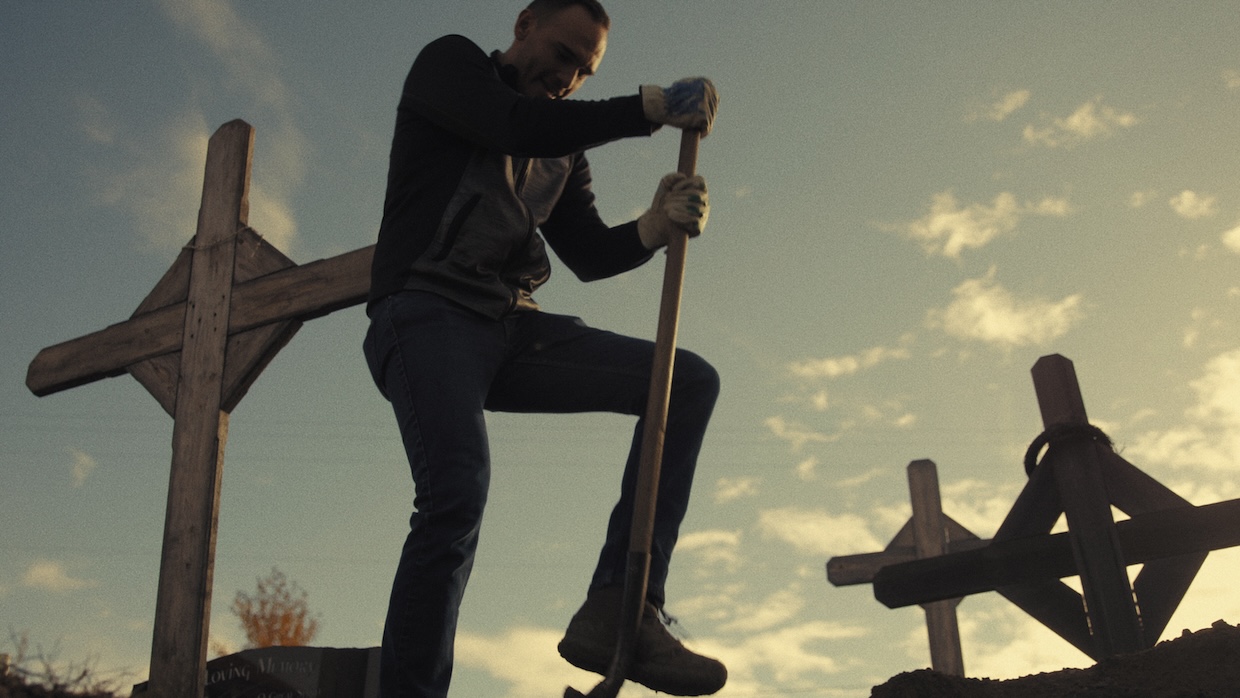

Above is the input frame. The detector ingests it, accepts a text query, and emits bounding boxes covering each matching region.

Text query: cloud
[717,586,806,634]
[1127,348,1240,471]
[795,456,819,481]
[959,602,1092,679]
[1169,190,1218,219]
[713,477,760,504]
[1224,70,1240,91]
[764,415,834,452]
[69,448,97,487]
[152,0,306,252]
[939,478,1024,538]
[455,625,592,698]
[757,506,883,556]
[789,343,911,380]
[74,95,117,145]
[91,111,211,250]
[967,89,1031,122]
[23,560,98,592]
[1129,190,1157,208]
[899,191,1071,258]
[678,529,744,572]
[698,620,866,692]
[926,268,1084,348]
[1223,222,1240,254]
[1022,97,1137,148]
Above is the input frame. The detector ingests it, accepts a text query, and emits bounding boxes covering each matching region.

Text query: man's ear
[513,8,536,41]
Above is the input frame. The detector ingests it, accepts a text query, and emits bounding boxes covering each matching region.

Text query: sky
[3,1,1240,696]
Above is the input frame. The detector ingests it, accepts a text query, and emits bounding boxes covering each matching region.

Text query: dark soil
[871,620,1240,698]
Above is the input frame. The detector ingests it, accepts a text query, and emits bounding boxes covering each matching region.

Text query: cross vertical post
[147,120,252,697]
[908,460,965,676]
[1030,354,1144,656]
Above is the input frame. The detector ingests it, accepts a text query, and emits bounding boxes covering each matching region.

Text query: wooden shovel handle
[563,129,702,698]
[631,127,699,553]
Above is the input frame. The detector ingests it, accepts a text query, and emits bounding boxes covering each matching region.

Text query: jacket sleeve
[540,153,654,282]
[403,35,655,158]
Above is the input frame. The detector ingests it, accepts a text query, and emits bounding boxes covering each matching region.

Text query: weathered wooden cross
[827,459,985,675]
[25,120,375,698]
[829,354,1240,665]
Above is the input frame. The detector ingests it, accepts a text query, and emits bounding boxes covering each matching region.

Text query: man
[362,1,725,696]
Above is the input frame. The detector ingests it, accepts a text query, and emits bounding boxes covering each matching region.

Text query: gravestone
[134,646,380,698]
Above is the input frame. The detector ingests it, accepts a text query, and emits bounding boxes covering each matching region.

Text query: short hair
[525,0,610,29]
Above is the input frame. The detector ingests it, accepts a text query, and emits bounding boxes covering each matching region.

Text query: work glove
[640,77,719,135]
[637,172,710,250]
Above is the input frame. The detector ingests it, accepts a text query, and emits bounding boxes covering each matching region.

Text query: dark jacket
[369,34,658,317]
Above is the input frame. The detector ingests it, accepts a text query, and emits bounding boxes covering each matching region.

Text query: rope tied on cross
[1023,421,1115,476]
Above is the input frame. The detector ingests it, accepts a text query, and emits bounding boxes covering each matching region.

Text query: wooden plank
[908,460,965,676]
[128,247,194,415]
[27,303,189,397]
[147,119,251,698]
[1033,354,1144,657]
[218,228,301,411]
[126,227,300,416]
[827,532,987,586]
[25,244,374,398]
[994,456,1062,539]
[997,582,1095,658]
[1031,354,1089,424]
[1100,451,1205,642]
[226,243,373,330]
[871,498,1240,609]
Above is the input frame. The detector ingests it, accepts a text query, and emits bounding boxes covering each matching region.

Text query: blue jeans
[363,291,720,698]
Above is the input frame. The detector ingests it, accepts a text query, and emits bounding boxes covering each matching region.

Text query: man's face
[502,5,607,99]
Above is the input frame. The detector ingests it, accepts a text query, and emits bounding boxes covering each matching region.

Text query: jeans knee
[673,350,721,406]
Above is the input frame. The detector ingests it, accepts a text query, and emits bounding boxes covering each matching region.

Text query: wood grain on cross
[25,120,375,698]
[828,460,985,675]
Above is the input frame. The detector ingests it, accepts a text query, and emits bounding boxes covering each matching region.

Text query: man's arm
[540,154,654,282]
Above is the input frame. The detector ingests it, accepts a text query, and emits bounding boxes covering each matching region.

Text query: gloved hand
[640,78,719,135]
[637,172,710,250]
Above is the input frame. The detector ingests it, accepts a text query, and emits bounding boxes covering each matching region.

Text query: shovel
[564,127,702,698]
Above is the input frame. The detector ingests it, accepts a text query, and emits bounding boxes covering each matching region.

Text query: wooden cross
[25,120,375,698]
[853,355,1240,662]
[828,459,985,675]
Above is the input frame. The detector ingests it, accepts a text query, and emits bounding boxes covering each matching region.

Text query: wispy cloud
[678,529,744,572]
[1222,222,1240,254]
[757,506,883,556]
[764,416,834,452]
[82,0,304,254]
[789,342,911,380]
[69,448,97,487]
[1169,190,1218,219]
[897,191,1071,258]
[690,615,867,694]
[1022,97,1137,148]
[23,560,98,592]
[926,268,1084,348]
[160,0,306,251]
[87,110,212,250]
[967,89,1031,123]
[1127,348,1240,471]
[795,456,819,482]
[1224,69,1240,91]
[455,625,589,697]
[713,477,760,504]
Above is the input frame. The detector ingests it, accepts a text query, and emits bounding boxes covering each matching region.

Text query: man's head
[499,0,610,100]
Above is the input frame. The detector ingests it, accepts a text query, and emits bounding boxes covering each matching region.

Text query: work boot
[558,586,728,696]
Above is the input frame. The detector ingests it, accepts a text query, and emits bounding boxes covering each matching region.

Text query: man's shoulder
[419,34,486,60]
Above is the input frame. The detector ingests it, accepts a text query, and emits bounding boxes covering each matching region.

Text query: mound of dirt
[871,620,1240,698]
